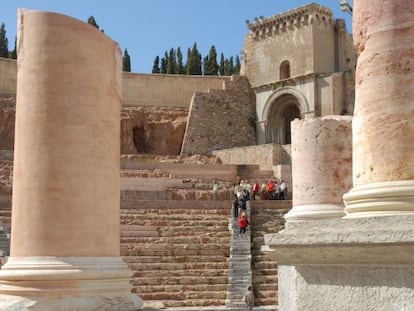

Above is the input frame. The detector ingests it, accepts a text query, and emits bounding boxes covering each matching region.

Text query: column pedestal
[0,257,141,310]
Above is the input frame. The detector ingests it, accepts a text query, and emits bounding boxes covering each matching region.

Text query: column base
[284,203,345,222]
[343,180,414,218]
[0,257,143,311]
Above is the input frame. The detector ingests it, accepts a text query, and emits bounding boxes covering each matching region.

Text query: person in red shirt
[238,211,249,237]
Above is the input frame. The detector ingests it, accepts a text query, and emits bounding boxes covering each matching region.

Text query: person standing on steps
[243,285,255,311]
[238,211,249,237]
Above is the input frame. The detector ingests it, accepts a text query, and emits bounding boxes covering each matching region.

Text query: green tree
[234,55,241,74]
[152,55,160,73]
[9,36,17,59]
[160,55,167,74]
[87,16,99,29]
[205,45,218,75]
[0,23,9,58]
[167,48,176,74]
[219,53,225,76]
[176,47,185,74]
[122,48,131,72]
[186,42,202,75]
[202,55,208,75]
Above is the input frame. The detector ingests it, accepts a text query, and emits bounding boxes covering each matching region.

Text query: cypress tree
[219,53,225,76]
[122,48,131,72]
[0,23,9,58]
[187,43,202,75]
[152,56,160,73]
[176,47,185,74]
[202,55,208,75]
[87,16,100,29]
[167,48,176,74]
[9,36,17,59]
[160,56,167,74]
[185,47,192,74]
[234,55,241,74]
[205,45,218,75]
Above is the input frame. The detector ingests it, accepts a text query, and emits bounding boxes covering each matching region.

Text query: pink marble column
[343,0,414,217]
[0,10,141,310]
[285,116,352,222]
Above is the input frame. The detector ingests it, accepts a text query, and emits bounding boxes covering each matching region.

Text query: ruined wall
[0,58,17,95]
[212,144,290,171]
[123,73,229,108]
[181,75,256,155]
[121,106,188,155]
[0,95,15,150]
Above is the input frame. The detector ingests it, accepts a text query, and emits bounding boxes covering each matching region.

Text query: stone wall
[212,143,290,171]
[122,72,229,108]
[181,75,256,155]
[121,106,188,155]
[0,58,16,95]
[0,58,229,109]
[0,95,15,150]
[242,4,335,88]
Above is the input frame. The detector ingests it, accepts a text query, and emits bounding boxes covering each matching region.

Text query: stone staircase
[249,200,291,306]
[120,193,232,308]
[225,202,252,309]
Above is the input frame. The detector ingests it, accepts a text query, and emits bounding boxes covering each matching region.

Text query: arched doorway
[266,94,301,144]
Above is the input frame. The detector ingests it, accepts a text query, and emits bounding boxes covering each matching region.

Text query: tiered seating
[249,200,291,306]
[120,195,232,308]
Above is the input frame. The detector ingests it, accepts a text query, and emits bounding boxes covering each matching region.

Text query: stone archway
[266,95,300,144]
[262,87,307,145]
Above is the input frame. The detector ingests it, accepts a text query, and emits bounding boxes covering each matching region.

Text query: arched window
[280,60,290,79]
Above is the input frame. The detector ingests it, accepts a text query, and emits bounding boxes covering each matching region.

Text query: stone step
[121,206,231,214]
[147,298,226,308]
[128,261,229,271]
[122,242,229,252]
[132,275,228,286]
[120,219,230,227]
[135,283,228,294]
[253,269,277,276]
[121,247,230,257]
[121,236,230,244]
[133,268,228,278]
[123,255,229,264]
[138,290,227,301]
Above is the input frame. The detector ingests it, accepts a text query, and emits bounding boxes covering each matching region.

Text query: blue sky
[1,1,352,73]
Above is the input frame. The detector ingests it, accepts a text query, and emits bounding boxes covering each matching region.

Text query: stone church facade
[242,3,355,145]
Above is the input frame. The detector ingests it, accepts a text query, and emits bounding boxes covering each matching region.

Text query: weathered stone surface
[121,106,188,155]
[285,116,352,221]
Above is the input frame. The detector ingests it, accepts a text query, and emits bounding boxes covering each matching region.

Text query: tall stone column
[0,10,142,310]
[284,116,352,222]
[343,0,414,218]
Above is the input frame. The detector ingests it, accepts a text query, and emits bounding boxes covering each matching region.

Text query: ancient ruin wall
[212,144,290,171]
[121,106,188,155]
[181,75,256,155]
[0,58,16,95]
[0,58,229,109]
[123,73,229,108]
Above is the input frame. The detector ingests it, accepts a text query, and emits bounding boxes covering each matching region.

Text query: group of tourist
[259,179,287,200]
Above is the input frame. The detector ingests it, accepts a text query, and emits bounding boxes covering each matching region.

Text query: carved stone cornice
[247,3,333,40]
